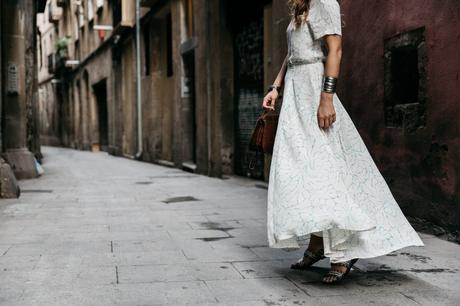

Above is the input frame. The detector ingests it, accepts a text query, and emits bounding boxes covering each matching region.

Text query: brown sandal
[290,248,325,270]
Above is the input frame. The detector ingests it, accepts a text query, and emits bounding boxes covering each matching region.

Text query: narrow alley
[1,147,459,305]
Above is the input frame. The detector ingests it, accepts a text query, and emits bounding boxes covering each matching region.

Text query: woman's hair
[288,0,312,27]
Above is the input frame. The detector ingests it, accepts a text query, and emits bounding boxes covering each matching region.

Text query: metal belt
[287,58,324,68]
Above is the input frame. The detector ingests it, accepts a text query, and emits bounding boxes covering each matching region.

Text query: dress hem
[268,227,424,262]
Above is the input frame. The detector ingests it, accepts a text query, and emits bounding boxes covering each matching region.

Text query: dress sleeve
[308,0,342,40]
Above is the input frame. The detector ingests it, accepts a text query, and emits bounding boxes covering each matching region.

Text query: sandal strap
[304,249,324,261]
[325,270,344,278]
[333,259,355,268]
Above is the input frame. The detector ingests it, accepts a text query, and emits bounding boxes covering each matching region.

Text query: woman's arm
[317,35,342,129]
[262,55,288,111]
[273,55,288,89]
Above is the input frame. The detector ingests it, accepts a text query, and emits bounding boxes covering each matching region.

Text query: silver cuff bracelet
[322,76,338,93]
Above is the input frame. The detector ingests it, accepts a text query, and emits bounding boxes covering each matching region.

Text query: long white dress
[267,0,424,263]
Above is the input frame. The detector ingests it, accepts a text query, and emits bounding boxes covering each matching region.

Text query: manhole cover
[162,196,200,204]
[21,189,53,193]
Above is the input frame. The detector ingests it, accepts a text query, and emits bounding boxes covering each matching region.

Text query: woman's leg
[308,232,324,251]
[291,233,325,270]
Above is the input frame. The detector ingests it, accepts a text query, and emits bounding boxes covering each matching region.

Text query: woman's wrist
[320,91,334,103]
[268,84,282,94]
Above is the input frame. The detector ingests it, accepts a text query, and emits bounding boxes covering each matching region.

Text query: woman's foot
[322,259,358,284]
[290,248,325,270]
[290,234,325,270]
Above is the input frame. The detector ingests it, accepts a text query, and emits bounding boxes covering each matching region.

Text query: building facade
[1,0,44,198]
[37,0,460,234]
[339,0,460,236]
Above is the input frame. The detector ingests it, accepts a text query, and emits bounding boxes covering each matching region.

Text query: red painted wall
[338,0,460,232]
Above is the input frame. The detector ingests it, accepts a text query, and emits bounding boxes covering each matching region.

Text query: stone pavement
[1,147,459,306]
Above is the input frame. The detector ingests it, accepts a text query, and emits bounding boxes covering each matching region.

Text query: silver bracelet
[322,76,338,93]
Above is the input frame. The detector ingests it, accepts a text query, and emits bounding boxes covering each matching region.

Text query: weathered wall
[339,0,460,232]
[1,0,39,179]
[38,82,60,145]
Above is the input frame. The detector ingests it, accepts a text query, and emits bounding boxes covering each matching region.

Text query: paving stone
[400,289,460,306]
[113,250,189,266]
[35,253,116,269]
[113,281,218,305]
[204,278,310,303]
[112,239,182,254]
[315,293,420,305]
[232,260,296,279]
[0,254,41,271]
[20,285,118,306]
[117,262,243,284]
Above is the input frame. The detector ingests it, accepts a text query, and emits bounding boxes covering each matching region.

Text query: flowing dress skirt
[267,62,424,262]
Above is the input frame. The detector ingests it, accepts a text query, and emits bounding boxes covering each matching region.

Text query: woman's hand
[262,89,279,111]
[317,92,336,129]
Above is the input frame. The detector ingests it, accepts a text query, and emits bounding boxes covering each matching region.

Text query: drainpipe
[205,0,212,176]
[135,0,143,159]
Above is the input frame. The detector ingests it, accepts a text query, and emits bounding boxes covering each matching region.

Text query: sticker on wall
[7,62,19,95]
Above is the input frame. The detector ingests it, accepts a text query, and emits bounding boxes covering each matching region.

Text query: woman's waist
[287,56,325,68]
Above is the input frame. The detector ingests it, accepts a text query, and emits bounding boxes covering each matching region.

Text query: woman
[263,0,424,284]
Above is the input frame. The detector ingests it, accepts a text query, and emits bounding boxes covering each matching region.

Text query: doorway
[181,48,197,169]
[93,79,109,151]
[228,0,266,178]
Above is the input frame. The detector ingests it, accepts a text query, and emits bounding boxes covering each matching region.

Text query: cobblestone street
[0,147,459,305]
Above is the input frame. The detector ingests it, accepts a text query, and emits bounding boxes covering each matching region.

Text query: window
[384,27,426,132]
[112,0,122,26]
[143,26,151,76]
[166,13,173,77]
[88,0,94,24]
[79,2,85,27]
[38,33,43,68]
[48,54,54,73]
[391,46,419,105]
[96,0,104,13]
[75,39,80,58]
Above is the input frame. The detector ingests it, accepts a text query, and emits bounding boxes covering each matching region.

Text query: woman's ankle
[307,235,324,252]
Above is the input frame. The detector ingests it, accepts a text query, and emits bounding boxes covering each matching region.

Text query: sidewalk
[0,146,459,305]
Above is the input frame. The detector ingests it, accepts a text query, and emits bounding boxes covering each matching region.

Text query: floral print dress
[267,0,424,263]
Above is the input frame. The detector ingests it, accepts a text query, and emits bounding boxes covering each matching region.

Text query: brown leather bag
[248,111,279,169]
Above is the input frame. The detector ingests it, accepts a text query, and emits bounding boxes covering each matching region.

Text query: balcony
[48,3,63,23]
[54,37,72,73]
[112,0,136,35]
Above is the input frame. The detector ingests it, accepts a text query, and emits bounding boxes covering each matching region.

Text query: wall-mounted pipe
[135,0,143,159]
